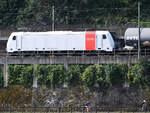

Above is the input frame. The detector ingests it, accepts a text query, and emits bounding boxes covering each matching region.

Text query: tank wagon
[124,28,150,48]
[7,31,122,53]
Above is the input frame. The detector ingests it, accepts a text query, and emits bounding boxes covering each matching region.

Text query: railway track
[0,49,150,56]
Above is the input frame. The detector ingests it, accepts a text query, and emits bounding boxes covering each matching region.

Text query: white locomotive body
[7,31,120,53]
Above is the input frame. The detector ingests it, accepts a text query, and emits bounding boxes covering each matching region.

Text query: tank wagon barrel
[124,28,150,48]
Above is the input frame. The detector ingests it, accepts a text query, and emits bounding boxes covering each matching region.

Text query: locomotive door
[97,35,103,50]
[101,34,107,51]
[16,35,22,51]
[97,34,107,51]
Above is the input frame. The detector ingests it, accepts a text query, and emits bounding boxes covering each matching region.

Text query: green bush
[7,62,150,89]
[105,63,128,87]
[128,57,150,88]
[82,64,128,89]
[8,65,33,87]
[82,65,97,88]
[37,64,65,88]
[66,65,85,86]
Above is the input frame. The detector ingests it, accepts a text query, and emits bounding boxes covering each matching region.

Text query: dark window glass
[110,32,119,41]
[12,36,16,40]
[103,35,107,39]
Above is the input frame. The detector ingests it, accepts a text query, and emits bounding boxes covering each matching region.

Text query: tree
[8,65,33,87]
[128,57,150,88]
[128,64,142,87]
[82,65,97,89]
[0,0,26,27]
[37,64,51,85]
[8,65,24,85]
[37,64,65,88]
[82,64,127,89]
[20,65,33,87]
[1,0,150,27]
[138,57,150,86]
[48,65,65,88]
[16,0,37,27]
[66,65,85,86]
[105,64,127,87]
[96,65,109,88]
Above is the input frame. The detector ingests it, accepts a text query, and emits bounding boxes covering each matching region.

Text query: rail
[0,106,147,113]
[0,49,150,57]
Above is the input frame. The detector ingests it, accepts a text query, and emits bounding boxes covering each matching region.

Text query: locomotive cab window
[102,35,107,39]
[12,36,16,40]
[110,32,119,41]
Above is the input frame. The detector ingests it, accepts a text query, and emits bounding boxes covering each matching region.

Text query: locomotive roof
[10,31,110,36]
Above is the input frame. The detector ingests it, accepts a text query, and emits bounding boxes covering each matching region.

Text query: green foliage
[128,57,150,88]
[21,65,33,87]
[138,57,150,86]
[82,65,115,89]
[49,65,65,88]
[0,0,26,27]
[37,64,50,85]
[8,65,33,87]
[96,65,109,88]
[4,61,150,89]
[82,65,97,88]
[105,64,127,87]
[66,65,85,86]
[1,0,150,27]
[128,64,142,87]
[37,64,65,88]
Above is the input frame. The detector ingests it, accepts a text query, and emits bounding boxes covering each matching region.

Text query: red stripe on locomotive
[85,31,96,50]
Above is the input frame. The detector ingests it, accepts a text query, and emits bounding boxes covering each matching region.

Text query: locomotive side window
[102,35,107,39]
[12,36,16,40]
